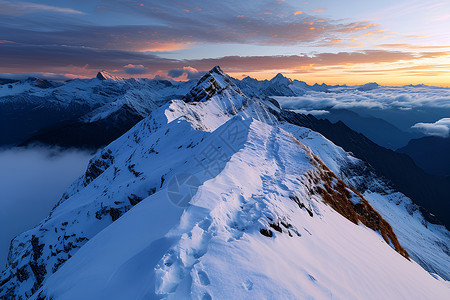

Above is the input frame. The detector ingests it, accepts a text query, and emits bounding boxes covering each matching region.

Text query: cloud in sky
[412,118,450,137]
[168,66,206,80]
[0,16,379,52]
[123,64,147,75]
[1,42,447,79]
[0,0,448,84]
[0,0,84,15]
[0,146,93,268]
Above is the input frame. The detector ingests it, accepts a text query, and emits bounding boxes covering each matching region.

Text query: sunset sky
[0,0,449,85]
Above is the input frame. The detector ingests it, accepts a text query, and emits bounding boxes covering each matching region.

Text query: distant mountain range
[398,136,450,176]
[318,108,422,150]
[0,73,194,147]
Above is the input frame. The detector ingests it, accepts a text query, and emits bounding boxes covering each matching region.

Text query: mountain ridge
[1,67,448,299]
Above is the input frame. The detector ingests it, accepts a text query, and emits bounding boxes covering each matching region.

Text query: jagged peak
[96,71,122,81]
[183,66,244,102]
[270,73,292,85]
[210,65,225,76]
[241,75,260,83]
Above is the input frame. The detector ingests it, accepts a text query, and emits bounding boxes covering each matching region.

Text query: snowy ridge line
[0,66,449,299]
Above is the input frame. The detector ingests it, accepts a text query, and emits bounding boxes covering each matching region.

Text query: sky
[0,0,449,85]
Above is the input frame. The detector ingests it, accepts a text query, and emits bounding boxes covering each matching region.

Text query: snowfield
[1,67,448,299]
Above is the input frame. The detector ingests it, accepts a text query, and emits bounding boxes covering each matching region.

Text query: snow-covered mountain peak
[183,66,244,102]
[96,71,122,81]
[241,75,259,83]
[270,73,292,85]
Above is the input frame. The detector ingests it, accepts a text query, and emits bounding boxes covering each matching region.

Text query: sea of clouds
[274,85,450,135]
[0,146,94,268]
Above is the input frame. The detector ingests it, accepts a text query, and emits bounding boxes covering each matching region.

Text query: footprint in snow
[197,270,211,286]
[202,292,212,300]
[242,279,253,291]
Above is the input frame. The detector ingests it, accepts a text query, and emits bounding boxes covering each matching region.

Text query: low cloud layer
[274,85,450,112]
[0,72,80,81]
[0,147,93,268]
[412,118,450,137]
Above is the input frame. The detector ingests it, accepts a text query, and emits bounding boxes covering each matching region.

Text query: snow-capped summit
[96,71,122,81]
[183,66,244,102]
[270,72,292,85]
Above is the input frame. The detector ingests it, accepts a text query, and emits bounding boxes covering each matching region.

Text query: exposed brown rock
[292,137,409,259]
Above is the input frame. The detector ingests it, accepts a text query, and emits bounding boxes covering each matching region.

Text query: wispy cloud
[0,1,383,52]
[1,42,448,80]
[0,0,84,15]
[376,43,450,50]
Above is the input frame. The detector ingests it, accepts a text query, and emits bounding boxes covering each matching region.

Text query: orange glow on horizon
[139,42,191,52]
[225,55,450,87]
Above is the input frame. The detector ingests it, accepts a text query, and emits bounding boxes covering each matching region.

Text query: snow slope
[32,118,448,300]
[1,67,449,299]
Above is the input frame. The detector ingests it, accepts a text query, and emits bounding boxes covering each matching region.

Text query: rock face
[0,67,449,299]
[96,71,121,81]
[397,135,450,176]
[183,66,244,102]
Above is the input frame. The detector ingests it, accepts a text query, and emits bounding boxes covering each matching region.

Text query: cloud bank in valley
[274,85,450,111]
[274,85,450,131]
[412,118,450,137]
[0,147,93,268]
